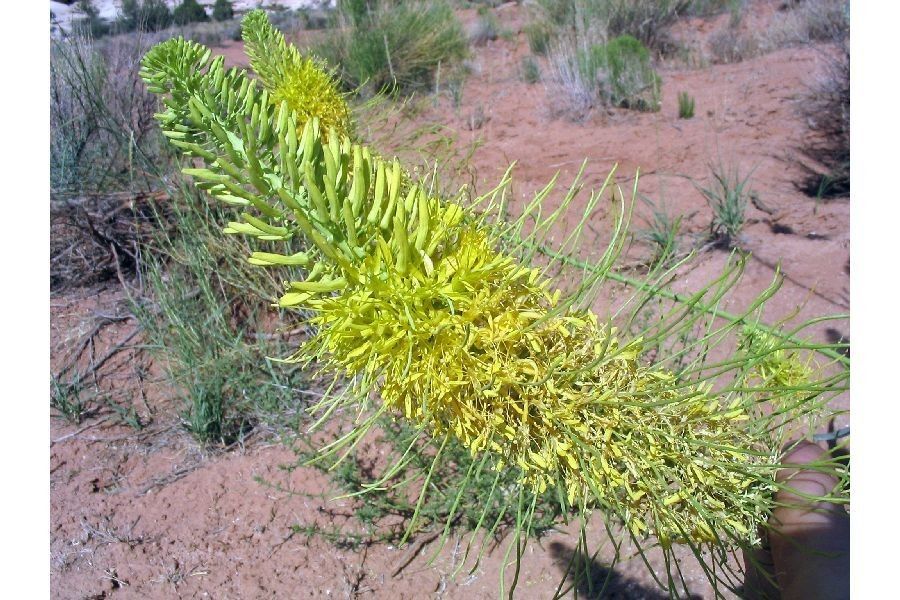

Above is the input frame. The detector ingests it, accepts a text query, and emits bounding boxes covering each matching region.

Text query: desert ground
[50,2,849,598]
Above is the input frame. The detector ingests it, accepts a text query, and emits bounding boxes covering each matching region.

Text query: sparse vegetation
[549,34,661,116]
[708,26,762,64]
[793,6,850,198]
[71,0,111,38]
[533,0,691,52]
[50,30,164,199]
[521,55,541,84]
[678,90,695,118]
[776,0,849,45]
[132,187,312,444]
[636,196,682,268]
[697,162,753,248]
[317,0,468,95]
[469,6,500,46]
[49,6,852,598]
[524,20,554,55]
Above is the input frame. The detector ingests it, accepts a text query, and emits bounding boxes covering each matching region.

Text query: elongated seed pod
[304,163,330,223]
[276,188,303,211]
[350,145,366,216]
[393,213,409,275]
[170,140,217,161]
[288,277,348,293]
[323,174,340,222]
[380,161,403,230]
[342,195,359,249]
[368,160,387,224]
[248,251,311,266]
[241,213,287,236]
[414,191,430,252]
[276,100,290,135]
[328,130,341,171]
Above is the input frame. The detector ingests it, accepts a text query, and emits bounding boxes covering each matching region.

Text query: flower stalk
[140,11,849,596]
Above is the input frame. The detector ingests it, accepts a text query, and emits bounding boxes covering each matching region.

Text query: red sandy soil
[50,2,849,598]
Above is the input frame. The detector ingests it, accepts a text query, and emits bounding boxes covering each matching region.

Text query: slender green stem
[524,241,850,366]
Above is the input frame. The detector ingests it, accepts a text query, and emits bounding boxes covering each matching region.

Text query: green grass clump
[549,35,661,116]
[599,35,661,111]
[521,56,541,84]
[697,163,753,248]
[569,35,660,112]
[636,196,682,267]
[524,20,554,55]
[678,90,695,118]
[132,188,312,444]
[470,6,500,46]
[50,376,89,424]
[317,0,468,95]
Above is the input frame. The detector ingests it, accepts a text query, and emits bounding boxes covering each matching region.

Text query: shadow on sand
[548,540,704,599]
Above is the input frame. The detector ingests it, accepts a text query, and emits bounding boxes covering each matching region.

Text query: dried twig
[51,416,112,445]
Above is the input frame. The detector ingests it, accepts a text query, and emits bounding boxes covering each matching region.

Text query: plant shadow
[549,541,703,599]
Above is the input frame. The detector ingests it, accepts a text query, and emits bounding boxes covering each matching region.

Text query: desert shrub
[683,0,734,16]
[677,90,695,118]
[602,0,691,49]
[552,34,660,114]
[777,0,849,45]
[317,0,468,94]
[521,55,541,83]
[549,35,663,118]
[212,0,235,22]
[50,30,165,199]
[708,26,761,63]
[469,6,499,46]
[117,0,173,33]
[696,162,753,248]
[297,7,333,30]
[797,37,849,197]
[599,35,661,110]
[173,0,209,26]
[524,20,554,54]
[265,8,314,33]
[547,41,597,117]
[535,0,691,51]
[636,196,682,268]
[133,188,313,444]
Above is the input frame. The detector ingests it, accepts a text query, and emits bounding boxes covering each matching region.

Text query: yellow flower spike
[241,10,351,139]
[142,31,848,598]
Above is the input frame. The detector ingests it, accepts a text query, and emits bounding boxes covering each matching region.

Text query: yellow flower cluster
[742,326,815,389]
[282,178,768,546]
[140,13,799,552]
[242,10,352,139]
